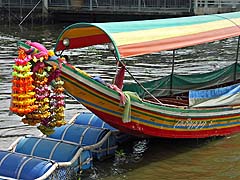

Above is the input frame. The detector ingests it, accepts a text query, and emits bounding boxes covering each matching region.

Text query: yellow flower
[33,56,38,63]
[48,50,54,56]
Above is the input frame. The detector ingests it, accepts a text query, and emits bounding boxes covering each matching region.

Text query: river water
[1,23,240,180]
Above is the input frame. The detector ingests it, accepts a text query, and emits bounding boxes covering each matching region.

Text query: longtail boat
[20,12,240,138]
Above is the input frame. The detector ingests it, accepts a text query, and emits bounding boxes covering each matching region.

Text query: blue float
[0,112,131,179]
[74,112,117,131]
[0,150,53,180]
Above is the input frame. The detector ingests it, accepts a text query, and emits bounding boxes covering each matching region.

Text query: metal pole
[234,36,240,81]
[170,50,175,96]
[20,0,22,20]
[218,0,221,8]
[194,0,198,9]
[119,61,164,105]
[113,0,115,11]
[31,0,33,24]
[232,0,236,8]
[189,0,192,12]
[66,0,69,9]
[8,0,10,26]
[42,0,48,18]
[138,0,141,11]
[204,0,208,7]
[111,49,163,105]
[19,0,42,25]
[90,0,92,11]
[95,0,98,7]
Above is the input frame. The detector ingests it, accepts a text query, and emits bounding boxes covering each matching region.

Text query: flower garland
[9,49,37,116]
[10,42,67,135]
[49,68,66,127]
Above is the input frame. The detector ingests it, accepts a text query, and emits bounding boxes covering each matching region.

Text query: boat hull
[49,61,240,138]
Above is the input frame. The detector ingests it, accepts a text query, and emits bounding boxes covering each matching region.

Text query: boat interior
[122,63,240,108]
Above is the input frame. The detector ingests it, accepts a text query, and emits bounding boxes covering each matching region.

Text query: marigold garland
[10,49,37,116]
[10,42,67,135]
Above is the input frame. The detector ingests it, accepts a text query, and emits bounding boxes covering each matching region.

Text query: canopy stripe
[118,26,240,57]
[54,12,240,59]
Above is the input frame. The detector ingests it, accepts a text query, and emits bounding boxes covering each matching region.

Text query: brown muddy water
[0,23,240,180]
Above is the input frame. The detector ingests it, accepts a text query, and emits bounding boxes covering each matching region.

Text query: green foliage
[115,149,126,157]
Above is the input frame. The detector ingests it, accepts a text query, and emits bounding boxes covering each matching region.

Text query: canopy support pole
[119,60,164,105]
[19,0,42,25]
[111,49,163,105]
[234,36,240,82]
[170,50,175,95]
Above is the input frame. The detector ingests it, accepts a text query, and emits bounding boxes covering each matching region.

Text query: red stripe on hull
[87,107,240,138]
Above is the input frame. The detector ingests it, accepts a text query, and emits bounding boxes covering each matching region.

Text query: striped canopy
[54,12,240,59]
